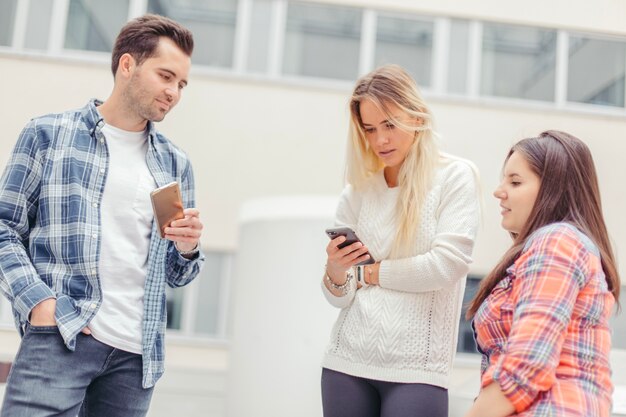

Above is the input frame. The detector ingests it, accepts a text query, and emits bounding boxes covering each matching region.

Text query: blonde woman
[321,64,480,417]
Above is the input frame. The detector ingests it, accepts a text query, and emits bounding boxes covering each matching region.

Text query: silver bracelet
[175,242,200,257]
[324,266,353,295]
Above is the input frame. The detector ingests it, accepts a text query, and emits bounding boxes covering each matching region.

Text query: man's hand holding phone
[164,208,203,252]
[150,182,203,255]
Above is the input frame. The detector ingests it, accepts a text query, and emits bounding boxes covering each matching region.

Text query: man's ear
[117,53,135,79]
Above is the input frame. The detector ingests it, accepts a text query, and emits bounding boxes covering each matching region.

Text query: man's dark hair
[111,14,194,76]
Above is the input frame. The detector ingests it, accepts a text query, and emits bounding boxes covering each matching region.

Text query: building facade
[1,0,626,415]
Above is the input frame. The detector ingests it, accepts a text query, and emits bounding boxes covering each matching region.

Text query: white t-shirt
[89,123,156,354]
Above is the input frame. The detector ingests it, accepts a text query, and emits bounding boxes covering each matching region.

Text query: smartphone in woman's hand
[325,226,375,265]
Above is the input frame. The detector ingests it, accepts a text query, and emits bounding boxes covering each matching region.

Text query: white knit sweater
[322,157,480,387]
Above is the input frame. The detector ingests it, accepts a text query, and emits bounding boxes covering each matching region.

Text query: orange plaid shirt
[473,222,614,416]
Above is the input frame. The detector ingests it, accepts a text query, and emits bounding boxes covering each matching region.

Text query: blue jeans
[1,325,154,417]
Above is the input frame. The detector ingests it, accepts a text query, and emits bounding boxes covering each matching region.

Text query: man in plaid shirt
[0,14,204,417]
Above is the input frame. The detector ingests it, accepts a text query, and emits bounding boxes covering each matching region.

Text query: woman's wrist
[366,263,380,285]
[324,265,353,295]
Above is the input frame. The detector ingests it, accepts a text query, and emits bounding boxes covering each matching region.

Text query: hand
[29,298,57,326]
[325,235,371,282]
[164,208,203,252]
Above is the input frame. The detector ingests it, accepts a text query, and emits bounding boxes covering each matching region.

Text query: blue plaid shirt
[0,99,204,388]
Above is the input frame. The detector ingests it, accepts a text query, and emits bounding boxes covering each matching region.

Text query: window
[609,287,626,349]
[166,252,231,338]
[148,0,238,68]
[481,23,557,101]
[65,0,129,52]
[245,0,273,73]
[24,0,54,50]
[283,2,361,80]
[447,19,470,94]
[0,0,18,46]
[374,14,433,87]
[457,275,480,354]
[568,36,626,107]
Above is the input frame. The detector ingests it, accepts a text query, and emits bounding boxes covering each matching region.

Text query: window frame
[563,30,626,110]
[2,0,626,117]
[166,251,233,342]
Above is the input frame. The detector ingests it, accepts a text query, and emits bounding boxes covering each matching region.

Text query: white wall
[2,1,626,414]
[2,53,624,277]
[325,0,626,36]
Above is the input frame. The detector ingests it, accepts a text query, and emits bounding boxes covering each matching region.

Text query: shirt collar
[83,98,158,144]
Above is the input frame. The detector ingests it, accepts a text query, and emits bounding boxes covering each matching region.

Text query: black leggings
[321,368,448,417]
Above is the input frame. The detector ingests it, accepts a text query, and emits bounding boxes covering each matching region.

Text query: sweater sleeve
[321,185,360,308]
[378,160,480,292]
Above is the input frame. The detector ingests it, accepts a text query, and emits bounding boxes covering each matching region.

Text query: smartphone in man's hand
[150,181,185,238]
[325,226,375,265]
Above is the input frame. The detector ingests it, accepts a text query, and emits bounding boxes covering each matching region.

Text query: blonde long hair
[346,65,440,258]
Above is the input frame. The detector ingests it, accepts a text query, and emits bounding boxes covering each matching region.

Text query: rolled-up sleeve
[165,158,204,287]
[488,228,586,412]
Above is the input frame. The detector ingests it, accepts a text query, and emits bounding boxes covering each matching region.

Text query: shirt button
[99,168,105,174]
[92,202,98,208]
[89,303,98,310]
[92,233,97,239]
[99,138,105,144]
[91,269,97,275]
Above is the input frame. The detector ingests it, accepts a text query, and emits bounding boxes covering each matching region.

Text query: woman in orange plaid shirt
[464,131,620,417]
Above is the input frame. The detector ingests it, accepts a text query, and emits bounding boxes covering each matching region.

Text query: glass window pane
[457,276,480,354]
[283,2,361,81]
[65,0,129,52]
[166,286,184,330]
[568,36,626,107]
[610,286,626,349]
[448,19,469,94]
[0,0,18,46]
[24,0,53,50]
[481,23,556,101]
[375,15,433,87]
[246,0,272,73]
[193,253,228,335]
[164,253,229,336]
[148,0,238,68]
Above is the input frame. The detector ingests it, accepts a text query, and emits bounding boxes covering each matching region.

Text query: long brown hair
[466,130,620,318]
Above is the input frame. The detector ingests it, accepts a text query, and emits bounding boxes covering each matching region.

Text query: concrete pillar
[226,196,340,417]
